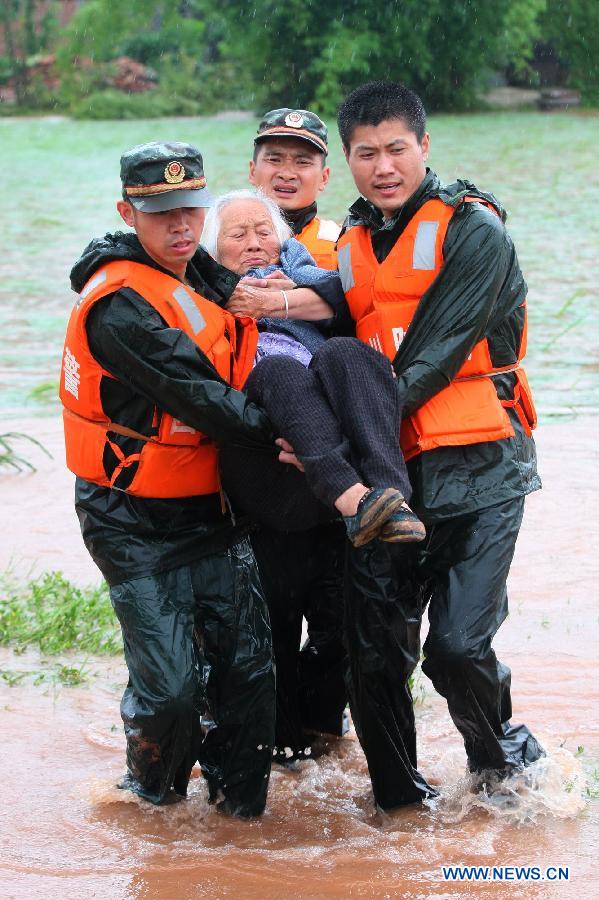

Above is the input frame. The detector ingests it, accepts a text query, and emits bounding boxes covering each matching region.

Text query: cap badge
[284,112,304,129]
[164,161,185,184]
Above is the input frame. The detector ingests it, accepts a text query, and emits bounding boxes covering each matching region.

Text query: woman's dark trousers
[243,336,412,511]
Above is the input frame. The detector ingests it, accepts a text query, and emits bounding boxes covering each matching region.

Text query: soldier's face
[344,119,429,219]
[217,199,281,274]
[249,138,330,211]
[117,201,206,277]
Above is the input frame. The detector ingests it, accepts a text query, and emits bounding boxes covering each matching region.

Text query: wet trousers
[109,538,275,816]
[345,496,544,810]
[251,522,348,761]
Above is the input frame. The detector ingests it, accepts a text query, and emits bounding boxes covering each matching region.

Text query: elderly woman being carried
[202,189,424,545]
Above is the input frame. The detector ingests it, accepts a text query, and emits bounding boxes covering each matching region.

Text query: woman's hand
[226,283,334,321]
[276,437,304,472]
[240,271,297,292]
[226,284,285,319]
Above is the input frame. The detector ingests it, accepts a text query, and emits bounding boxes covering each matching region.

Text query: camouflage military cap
[120,141,213,213]
[255,108,328,155]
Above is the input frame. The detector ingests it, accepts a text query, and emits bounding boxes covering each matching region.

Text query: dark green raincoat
[341,172,544,809]
[69,235,276,815]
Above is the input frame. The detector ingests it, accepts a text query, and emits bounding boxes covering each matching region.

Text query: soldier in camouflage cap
[249,108,341,270]
[255,108,329,155]
[246,107,348,768]
[120,141,213,213]
[116,141,214,278]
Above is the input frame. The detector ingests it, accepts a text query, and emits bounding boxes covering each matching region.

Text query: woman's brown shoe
[343,487,405,548]
[380,503,427,543]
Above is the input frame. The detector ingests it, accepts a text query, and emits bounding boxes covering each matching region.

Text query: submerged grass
[0,661,91,687]
[27,380,60,405]
[0,432,53,473]
[0,570,121,657]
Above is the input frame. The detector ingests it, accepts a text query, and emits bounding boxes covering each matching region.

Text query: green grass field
[0,570,120,685]
[0,110,597,417]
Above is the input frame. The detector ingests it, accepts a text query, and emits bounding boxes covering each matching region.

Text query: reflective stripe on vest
[412,221,438,270]
[337,243,354,292]
[79,269,107,301]
[60,259,258,498]
[172,285,207,334]
[338,197,536,459]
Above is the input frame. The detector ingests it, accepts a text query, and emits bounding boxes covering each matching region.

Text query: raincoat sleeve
[394,204,524,416]
[86,290,274,447]
[318,282,355,336]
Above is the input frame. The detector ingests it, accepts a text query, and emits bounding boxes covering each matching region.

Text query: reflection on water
[0,112,597,419]
[2,420,596,893]
[0,406,597,896]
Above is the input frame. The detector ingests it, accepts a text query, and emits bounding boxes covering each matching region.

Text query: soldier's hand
[276,437,304,472]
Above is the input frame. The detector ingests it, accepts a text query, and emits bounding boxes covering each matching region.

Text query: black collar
[283,202,318,235]
[345,169,440,234]
[342,171,443,263]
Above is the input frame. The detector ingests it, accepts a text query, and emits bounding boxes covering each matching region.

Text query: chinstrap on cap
[255,109,328,155]
[120,141,213,213]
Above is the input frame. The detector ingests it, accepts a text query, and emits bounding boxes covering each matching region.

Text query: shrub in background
[57,0,245,118]
[540,0,598,104]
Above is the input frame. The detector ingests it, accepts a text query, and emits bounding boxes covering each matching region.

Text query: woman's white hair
[201,188,292,261]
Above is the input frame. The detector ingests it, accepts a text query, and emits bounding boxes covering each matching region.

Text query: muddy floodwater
[1,417,597,898]
[0,113,598,896]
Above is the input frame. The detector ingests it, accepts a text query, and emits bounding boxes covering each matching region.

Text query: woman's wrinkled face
[217,199,281,274]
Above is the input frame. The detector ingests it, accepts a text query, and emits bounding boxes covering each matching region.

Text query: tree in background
[0,0,57,106]
[56,0,238,116]
[540,0,598,103]
[221,0,598,111]
[221,0,517,113]
[4,0,598,115]
[53,0,536,115]
[417,0,512,110]
[58,0,204,65]
[496,0,547,84]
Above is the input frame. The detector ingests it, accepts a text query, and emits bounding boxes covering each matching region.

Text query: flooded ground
[1,416,597,898]
[0,111,597,418]
[0,112,597,896]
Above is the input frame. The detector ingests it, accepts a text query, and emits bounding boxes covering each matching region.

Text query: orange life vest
[296,215,340,270]
[337,197,537,461]
[60,259,258,498]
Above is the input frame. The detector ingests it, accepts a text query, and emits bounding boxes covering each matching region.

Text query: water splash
[437,748,587,825]
[87,778,141,806]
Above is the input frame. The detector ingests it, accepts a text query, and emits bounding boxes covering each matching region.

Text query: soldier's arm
[86,290,274,448]
[395,204,523,416]
[226,274,353,333]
